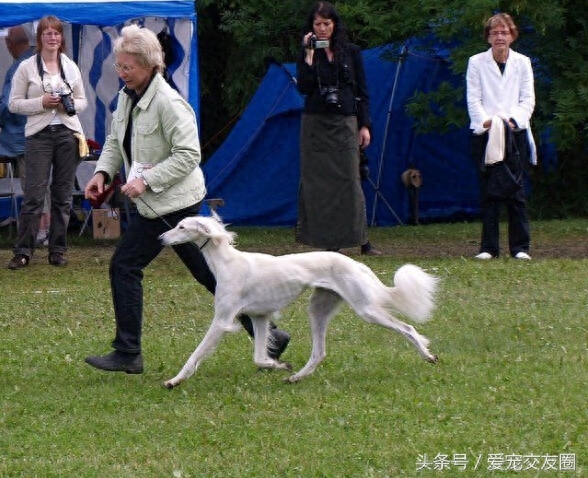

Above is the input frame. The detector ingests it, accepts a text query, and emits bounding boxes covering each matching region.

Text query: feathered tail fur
[390,264,438,323]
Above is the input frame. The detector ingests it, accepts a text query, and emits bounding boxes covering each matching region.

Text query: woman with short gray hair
[84,24,290,374]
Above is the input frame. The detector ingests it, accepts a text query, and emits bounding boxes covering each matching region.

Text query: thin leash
[136,195,210,250]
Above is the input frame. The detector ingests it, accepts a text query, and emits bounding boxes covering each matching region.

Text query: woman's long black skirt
[296,113,366,249]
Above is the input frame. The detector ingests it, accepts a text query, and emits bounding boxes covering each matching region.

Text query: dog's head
[159,213,236,247]
[401,169,422,188]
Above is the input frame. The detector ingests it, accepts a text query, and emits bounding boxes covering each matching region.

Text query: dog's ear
[210,210,223,223]
[195,218,226,246]
[411,170,423,188]
[195,219,214,238]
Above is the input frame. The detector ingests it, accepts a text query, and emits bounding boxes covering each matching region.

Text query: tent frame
[368,45,408,226]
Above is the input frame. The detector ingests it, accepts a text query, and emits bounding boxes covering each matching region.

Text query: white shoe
[36,232,49,247]
[515,252,531,260]
[475,252,493,260]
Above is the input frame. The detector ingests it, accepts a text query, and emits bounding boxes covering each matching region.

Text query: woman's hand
[302,32,314,65]
[43,92,62,110]
[483,117,516,129]
[359,126,371,149]
[120,177,147,199]
[84,173,105,202]
[302,32,314,49]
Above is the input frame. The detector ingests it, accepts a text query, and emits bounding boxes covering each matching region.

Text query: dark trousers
[110,203,262,353]
[471,129,530,257]
[479,188,530,257]
[14,125,78,257]
[110,204,211,352]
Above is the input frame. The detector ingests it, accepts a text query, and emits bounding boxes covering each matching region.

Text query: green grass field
[1,219,587,477]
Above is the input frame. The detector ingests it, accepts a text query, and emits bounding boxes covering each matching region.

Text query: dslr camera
[60,93,76,116]
[320,85,339,108]
[309,34,330,49]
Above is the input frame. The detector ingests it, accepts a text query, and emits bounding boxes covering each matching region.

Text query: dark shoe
[85,350,144,374]
[8,254,29,270]
[361,248,382,256]
[268,328,290,360]
[48,252,68,267]
[361,241,382,256]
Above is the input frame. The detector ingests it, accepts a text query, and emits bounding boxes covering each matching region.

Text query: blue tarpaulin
[203,40,481,226]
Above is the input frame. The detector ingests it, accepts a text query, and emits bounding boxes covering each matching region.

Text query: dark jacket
[296,42,371,129]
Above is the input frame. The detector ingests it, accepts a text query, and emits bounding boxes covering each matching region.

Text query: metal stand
[368,45,408,226]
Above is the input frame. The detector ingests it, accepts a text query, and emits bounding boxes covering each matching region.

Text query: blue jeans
[109,203,218,353]
[14,124,78,256]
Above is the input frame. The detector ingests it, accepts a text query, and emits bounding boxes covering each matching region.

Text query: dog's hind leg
[286,288,342,383]
[164,320,232,389]
[356,306,437,363]
[251,316,291,371]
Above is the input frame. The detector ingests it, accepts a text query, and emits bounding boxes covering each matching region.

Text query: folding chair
[75,160,123,236]
[0,156,23,237]
[74,160,98,235]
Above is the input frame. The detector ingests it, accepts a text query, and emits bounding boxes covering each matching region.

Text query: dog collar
[197,238,210,250]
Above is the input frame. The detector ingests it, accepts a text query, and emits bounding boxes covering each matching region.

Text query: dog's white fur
[159,214,439,387]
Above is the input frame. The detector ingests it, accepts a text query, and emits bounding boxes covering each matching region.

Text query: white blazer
[466,48,537,163]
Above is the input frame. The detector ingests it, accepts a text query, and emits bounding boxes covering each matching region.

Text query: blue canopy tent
[0,0,199,147]
[203,41,481,226]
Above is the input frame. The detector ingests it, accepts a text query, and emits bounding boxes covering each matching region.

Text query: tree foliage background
[197,0,588,218]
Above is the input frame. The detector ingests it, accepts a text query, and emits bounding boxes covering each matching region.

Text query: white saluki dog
[159,214,439,388]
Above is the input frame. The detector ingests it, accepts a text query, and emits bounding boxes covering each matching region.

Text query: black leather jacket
[296,42,371,129]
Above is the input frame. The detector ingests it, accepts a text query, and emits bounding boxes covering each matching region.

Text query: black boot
[85,350,144,374]
[267,327,291,360]
[237,315,290,360]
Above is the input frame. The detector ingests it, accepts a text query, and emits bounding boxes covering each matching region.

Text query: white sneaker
[36,232,49,247]
[515,252,531,260]
[475,252,493,260]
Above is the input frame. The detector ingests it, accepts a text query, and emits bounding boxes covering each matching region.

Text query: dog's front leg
[164,320,230,389]
[252,316,291,371]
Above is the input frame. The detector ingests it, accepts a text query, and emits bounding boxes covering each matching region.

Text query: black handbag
[486,160,522,199]
[484,120,523,199]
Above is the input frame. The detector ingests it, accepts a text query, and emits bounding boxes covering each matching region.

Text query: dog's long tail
[390,264,438,323]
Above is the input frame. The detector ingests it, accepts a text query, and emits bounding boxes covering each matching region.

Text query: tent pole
[369,44,408,226]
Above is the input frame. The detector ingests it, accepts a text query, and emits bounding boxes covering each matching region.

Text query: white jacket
[9,53,87,137]
[466,48,536,163]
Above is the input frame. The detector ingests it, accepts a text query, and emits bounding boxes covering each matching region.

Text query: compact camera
[320,86,340,108]
[309,35,330,49]
[60,93,76,116]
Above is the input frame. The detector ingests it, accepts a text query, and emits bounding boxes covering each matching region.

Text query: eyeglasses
[113,63,137,73]
[42,32,62,38]
[490,31,511,37]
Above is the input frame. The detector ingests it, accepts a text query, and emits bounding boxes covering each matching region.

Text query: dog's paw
[255,360,293,372]
[163,380,176,389]
[283,374,301,384]
[281,361,293,372]
[427,354,439,364]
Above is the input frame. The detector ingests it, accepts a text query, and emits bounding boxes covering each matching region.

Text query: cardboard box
[92,208,121,239]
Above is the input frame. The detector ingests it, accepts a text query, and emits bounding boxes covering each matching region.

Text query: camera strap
[316,59,338,93]
[36,53,72,93]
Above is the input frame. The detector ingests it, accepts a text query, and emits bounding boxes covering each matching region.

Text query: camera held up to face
[309,34,330,49]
